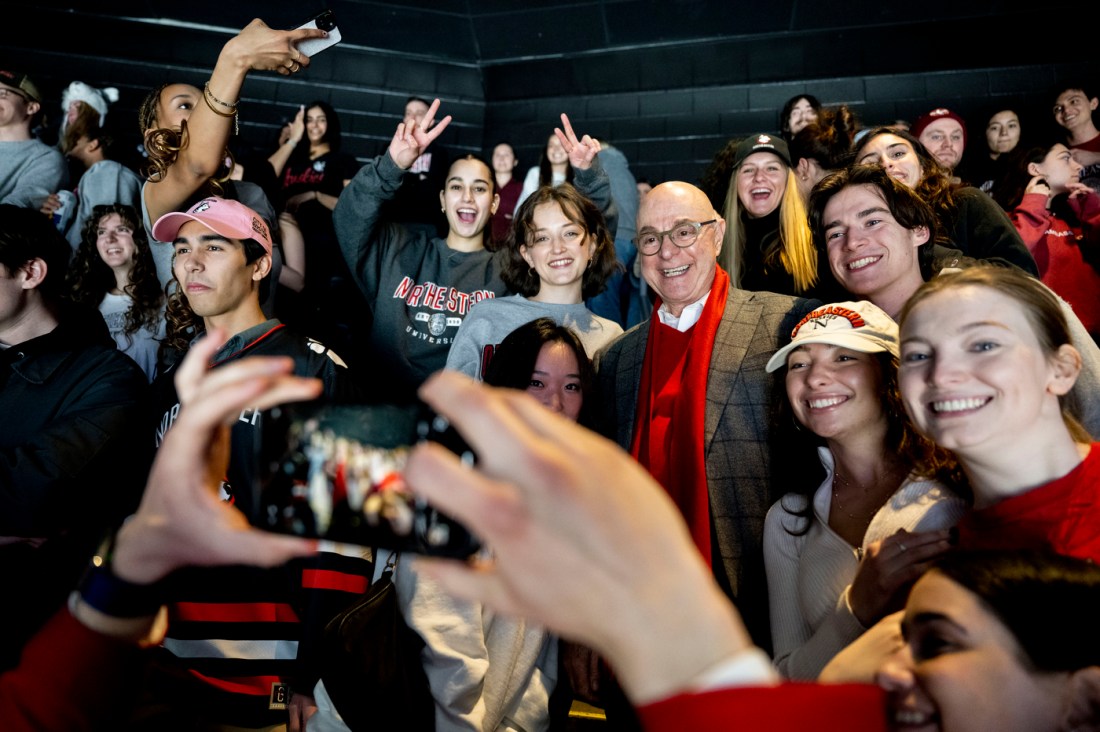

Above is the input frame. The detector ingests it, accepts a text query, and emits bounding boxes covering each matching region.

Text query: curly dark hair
[499,183,619,300]
[163,236,268,352]
[138,83,232,197]
[66,204,163,349]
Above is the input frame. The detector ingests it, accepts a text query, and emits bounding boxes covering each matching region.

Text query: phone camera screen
[257,402,481,558]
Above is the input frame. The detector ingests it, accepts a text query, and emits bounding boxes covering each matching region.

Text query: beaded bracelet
[202,83,240,136]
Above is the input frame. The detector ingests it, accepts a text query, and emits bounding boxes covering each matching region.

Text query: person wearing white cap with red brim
[762,299,966,680]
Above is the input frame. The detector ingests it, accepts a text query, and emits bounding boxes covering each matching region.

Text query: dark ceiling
[8,0,1098,184]
[26,0,1086,66]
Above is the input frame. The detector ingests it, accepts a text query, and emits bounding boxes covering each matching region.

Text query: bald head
[636,181,725,316]
[638,182,714,223]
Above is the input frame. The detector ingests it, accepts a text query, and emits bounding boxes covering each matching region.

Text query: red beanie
[911,108,967,146]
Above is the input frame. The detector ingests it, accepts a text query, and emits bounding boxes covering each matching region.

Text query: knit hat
[153,197,273,255]
[766,301,898,372]
[911,108,967,147]
[0,69,41,104]
[733,133,792,168]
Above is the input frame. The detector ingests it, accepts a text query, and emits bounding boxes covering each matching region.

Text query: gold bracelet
[203,82,238,110]
[201,85,240,136]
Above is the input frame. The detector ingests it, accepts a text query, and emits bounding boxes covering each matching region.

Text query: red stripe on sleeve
[302,568,369,594]
[171,602,301,623]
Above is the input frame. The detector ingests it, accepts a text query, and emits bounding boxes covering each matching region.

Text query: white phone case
[296,20,342,57]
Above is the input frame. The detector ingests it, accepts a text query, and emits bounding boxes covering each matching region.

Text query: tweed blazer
[595,286,819,648]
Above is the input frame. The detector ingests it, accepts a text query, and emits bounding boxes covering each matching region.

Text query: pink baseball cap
[152,197,273,254]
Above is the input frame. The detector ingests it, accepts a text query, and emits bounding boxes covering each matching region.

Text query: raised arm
[555,113,618,238]
[268,104,305,180]
[144,19,326,224]
[333,99,453,303]
[388,97,452,171]
[1009,177,1056,251]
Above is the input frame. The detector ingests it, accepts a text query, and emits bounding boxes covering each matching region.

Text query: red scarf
[630,268,730,565]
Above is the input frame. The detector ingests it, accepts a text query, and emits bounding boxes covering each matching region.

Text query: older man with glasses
[596,180,821,662]
[0,69,66,210]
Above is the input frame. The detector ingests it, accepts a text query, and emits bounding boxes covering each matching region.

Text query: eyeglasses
[635,219,717,256]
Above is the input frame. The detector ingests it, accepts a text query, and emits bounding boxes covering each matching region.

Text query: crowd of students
[2,15,1100,732]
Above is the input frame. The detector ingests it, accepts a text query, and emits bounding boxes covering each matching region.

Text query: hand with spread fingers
[847,529,953,627]
[554,113,602,171]
[109,329,322,586]
[387,97,453,170]
[403,370,752,705]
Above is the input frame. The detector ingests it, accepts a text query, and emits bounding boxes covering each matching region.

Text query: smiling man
[0,68,66,210]
[1052,83,1100,193]
[596,181,819,653]
[808,163,1100,438]
[912,108,967,176]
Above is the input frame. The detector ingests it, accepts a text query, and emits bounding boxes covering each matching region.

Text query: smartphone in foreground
[294,9,342,57]
[256,401,481,559]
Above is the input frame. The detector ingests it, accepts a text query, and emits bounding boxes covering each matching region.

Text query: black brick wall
[6,3,1098,200]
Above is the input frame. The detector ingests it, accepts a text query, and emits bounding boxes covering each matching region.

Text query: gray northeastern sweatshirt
[335,151,614,404]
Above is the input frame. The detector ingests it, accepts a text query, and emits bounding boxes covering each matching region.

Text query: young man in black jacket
[141,196,370,730]
[0,203,148,670]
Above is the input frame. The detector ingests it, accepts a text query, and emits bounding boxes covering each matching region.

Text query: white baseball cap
[766,300,899,373]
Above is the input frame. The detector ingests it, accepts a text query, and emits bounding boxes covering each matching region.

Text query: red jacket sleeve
[636,682,888,731]
[1069,190,1100,247]
[1011,193,1055,251]
[0,607,144,731]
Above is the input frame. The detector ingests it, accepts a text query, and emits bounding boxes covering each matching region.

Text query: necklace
[831,462,905,521]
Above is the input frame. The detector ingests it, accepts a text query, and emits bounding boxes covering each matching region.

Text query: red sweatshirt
[1011,191,1100,336]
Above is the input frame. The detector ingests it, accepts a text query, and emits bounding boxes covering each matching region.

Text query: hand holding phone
[258,402,482,558]
[295,9,342,57]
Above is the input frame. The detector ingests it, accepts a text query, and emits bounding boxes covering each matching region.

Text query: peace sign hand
[388,98,453,170]
[554,113,601,171]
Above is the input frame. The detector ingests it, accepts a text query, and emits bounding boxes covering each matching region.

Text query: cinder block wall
[8,3,1098,195]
